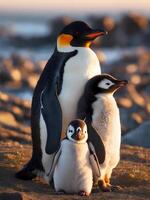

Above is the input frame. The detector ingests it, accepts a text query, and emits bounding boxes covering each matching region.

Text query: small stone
[118,97,132,108]
[132,112,143,124]
[0,111,17,126]
[126,64,138,74]
[130,75,141,85]
[0,92,9,101]
[127,84,145,107]
[11,69,22,82]
[27,74,39,89]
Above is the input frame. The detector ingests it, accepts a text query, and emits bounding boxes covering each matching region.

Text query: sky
[0,0,150,16]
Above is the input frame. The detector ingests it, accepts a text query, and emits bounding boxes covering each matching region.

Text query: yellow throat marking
[57,34,73,48]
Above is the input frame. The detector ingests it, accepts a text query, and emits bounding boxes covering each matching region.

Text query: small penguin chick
[66,119,88,144]
[53,119,101,196]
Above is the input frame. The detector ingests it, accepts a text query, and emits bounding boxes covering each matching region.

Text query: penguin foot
[79,191,90,196]
[98,180,112,192]
[15,165,37,180]
[15,169,37,180]
[49,179,55,189]
[98,180,122,192]
[55,190,66,195]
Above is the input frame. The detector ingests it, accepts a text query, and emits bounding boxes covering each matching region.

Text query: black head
[57,21,107,48]
[66,119,88,143]
[85,74,128,96]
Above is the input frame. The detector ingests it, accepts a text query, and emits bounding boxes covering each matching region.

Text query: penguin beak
[76,131,85,140]
[85,29,108,40]
[72,130,85,141]
[115,80,128,87]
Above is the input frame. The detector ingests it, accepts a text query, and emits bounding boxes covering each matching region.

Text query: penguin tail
[15,162,37,180]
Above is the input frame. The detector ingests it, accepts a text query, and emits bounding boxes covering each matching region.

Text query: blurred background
[0,0,150,147]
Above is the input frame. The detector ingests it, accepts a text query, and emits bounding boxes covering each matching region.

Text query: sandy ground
[0,140,150,200]
[0,92,150,200]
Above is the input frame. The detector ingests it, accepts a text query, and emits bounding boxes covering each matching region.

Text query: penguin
[15,21,107,180]
[52,119,102,196]
[77,74,128,192]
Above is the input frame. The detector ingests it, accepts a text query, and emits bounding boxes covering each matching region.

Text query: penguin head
[86,74,128,96]
[57,21,107,49]
[66,119,88,144]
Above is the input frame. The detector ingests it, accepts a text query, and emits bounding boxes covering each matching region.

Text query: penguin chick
[77,74,128,192]
[53,119,101,196]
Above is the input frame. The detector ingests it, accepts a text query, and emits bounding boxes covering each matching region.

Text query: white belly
[40,113,54,176]
[53,140,93,194]
[92,95,121,178]
[58,47,101,135]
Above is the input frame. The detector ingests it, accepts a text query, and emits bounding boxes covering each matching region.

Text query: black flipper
[88,141,101,183]
[87,121,105,164]
[40,50,78,154]
[41,87,62,154]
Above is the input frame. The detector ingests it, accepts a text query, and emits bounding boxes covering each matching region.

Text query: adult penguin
[15,21,107,180]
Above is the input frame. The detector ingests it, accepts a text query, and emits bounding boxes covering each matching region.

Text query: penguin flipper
[41,87,62,154]
[88,142,101,183]
[46,146,62,182]
[87,122,105,164]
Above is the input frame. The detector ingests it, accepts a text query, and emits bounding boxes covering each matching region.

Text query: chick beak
[75,130,84,141]
[115,80,128,87]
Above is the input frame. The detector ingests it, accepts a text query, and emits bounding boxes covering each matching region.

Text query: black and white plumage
[52,119,102,196]
[77,74,128,191]
[15,21,107,181]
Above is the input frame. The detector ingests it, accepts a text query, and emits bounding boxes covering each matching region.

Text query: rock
[122,121,150,148]
[121,13,149,35]
[127,84,145,107]
[0,111,17,126]
[11,54,25,67]
[10,69,22,82]
[27,74,39,89]
[117,97,133,108]
[120,108,138,134]
[126,64,138,74]
[0,192,23,200]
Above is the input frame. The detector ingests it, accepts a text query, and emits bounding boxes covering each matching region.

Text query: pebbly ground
[0,92,150,200]
[0,141,150,200]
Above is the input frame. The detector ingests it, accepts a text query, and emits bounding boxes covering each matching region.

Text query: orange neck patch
[57,34,73,48]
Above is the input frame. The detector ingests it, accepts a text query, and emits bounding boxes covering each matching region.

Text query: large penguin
[15,21,107,180]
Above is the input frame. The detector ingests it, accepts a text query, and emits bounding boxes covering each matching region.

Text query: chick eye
[69,130,73,133]
[106,83,110,85]
[77,127,81,132]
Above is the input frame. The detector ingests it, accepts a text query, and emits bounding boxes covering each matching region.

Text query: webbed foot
[79,191,90,196]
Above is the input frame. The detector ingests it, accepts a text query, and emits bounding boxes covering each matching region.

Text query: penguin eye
[106,82,110,85]
[69,130,73,133]
[77,127,81,132]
